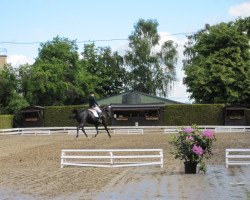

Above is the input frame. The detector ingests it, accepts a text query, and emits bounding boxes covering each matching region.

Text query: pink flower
[184,127,194,133]
[186,136,194,140]
[192,145,204,156]
[203,129,214,139]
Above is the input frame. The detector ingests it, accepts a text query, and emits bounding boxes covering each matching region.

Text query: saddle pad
[88,108,99,117]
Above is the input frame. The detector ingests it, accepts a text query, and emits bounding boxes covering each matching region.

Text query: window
[145,109,159,120]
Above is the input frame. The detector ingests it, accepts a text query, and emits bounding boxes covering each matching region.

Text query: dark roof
[98,91,184,105]
[21,106,45,112]
[110,103,165,110]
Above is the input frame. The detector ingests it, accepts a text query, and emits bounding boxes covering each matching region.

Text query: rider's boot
[98,113,103,123]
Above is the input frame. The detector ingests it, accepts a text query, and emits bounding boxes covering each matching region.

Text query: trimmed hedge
[44,104,250,127]
[0,115,14,128]
[44,105,87,127]
[164,104,225,126]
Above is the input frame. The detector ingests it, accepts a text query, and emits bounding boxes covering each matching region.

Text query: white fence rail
[226,149,250,168]
[68,129,97,135]
[163,126,250,134]
[0,126,250,136]
[21,130,51,135]
[163,127,178,134]
[113,129,144,135]
[215,127,248,133]
[61,149,163,168]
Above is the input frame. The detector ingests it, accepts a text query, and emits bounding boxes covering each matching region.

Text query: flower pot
[184,161,197,174]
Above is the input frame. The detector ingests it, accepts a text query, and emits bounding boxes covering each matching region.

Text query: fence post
[160,149,164,168]
[225,149,229,168]
[61,151,65,168]
[110,151,114,165]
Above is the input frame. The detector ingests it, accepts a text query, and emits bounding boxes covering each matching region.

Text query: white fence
[21,130,51,135]
[1,126,250,136]
[215,127,248,133]
[226,149,250,168]
[163,127,178,134]
[68,129,97,135]
[61,149,163,168]
[163,126,250,134]
[113,129,144,135]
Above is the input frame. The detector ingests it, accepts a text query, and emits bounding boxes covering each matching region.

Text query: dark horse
[72,107,111,138]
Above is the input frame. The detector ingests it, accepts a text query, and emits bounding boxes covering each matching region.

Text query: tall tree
[26,36,93,105]
[183,18,250,104]
[81,43,126,97]
[124,19,178,96]
[0,65,28,114]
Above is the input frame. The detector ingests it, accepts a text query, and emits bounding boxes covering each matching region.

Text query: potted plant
[170,125,216,173]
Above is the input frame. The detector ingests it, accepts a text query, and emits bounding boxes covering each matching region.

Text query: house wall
[110,107,164,126]
[0,55,7,69]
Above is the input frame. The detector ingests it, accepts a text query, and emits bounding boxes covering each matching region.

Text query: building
[20,106,45,127]
[97,91,183,126]
[0,49,7,69]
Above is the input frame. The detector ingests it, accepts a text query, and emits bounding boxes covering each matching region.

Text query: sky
[0,0,250,103]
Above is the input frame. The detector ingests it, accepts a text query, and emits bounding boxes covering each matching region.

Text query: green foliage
[81,43,127,97]
[0,115,13,128]
[22,36,94,106]
[164,104,224,125]
[183,18,250,104]
[125,19,178,96]
[43,105,88,127]
[0,65,29,114]
[19,37,127,107]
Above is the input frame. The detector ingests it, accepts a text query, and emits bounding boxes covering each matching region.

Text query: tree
[183,18,250,104]
[97,47,127,96]
[125,19,178,97]
[25,36,94,105]
[81,43,127,97]
[0,65,28,114]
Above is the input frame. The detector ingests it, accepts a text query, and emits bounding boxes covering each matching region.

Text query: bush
[164,104,225,125]
[43,105,87,127]
[0,115,13,128]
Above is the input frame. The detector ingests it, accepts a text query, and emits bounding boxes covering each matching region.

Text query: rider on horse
[88,92,102,123]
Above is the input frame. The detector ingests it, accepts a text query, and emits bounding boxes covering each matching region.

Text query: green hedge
[44,105,87,127]
[0,115,14,129]
[164,104,225,126]
[44,104,250,127]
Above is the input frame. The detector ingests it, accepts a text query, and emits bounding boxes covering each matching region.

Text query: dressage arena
[0,129,250,199]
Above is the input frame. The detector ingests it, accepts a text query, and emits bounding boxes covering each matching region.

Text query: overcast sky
[0,0,249,103]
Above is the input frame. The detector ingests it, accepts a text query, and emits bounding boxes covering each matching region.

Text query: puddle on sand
[1,165,250,200]
[93,165,250,200]
[0,187,41,200]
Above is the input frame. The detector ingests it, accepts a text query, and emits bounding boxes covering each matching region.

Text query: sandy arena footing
[0,132,249,199]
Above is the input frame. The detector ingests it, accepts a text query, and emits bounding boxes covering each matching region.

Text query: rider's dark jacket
[88,95,98,108]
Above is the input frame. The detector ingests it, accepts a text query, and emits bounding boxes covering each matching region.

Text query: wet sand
[0,131,249,199]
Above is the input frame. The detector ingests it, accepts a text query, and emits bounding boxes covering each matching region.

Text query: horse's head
[101,105,111,116]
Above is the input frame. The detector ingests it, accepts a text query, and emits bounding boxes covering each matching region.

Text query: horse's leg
[81,124,88,138]
[94,125,99,137]
[76,124,80,138]
[103,123,111,138]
